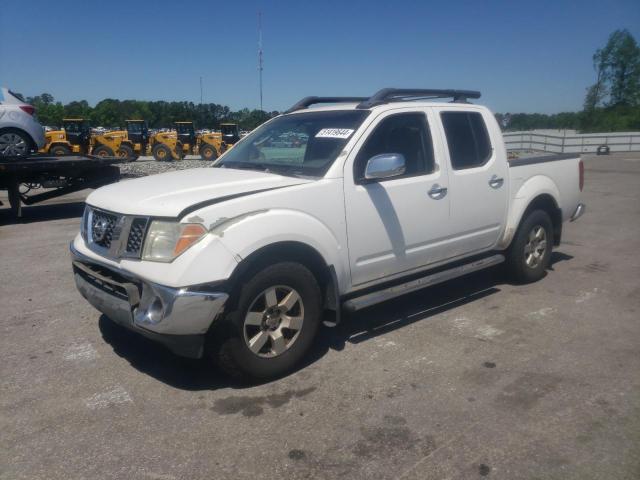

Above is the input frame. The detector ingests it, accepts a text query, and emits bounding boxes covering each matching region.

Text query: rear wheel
[505,209,553,283]
[92,145,114,157]
[212,262,322,380]
[49,144,71,156]
[117,144,135,160]
[199,143,218,161]
[0,129,31,157]
[152,144,172,162]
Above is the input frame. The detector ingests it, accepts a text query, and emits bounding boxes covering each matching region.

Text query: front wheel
[92,145,114,157]
[505,209,553,283]
[212,262,322,380]
[199,143,218,161]
[49,144,71,156]
[152,144,172,162]
[117,144,135,160]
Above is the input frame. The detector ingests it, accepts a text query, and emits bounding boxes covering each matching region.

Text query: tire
[117,143,135,160]
[212,262,322,380]
[49,144,71,156]
[505,209,553,284]
[0,128,32,157]
[152,144,172,162]
[199,143,218,161]
[92,145,114,157]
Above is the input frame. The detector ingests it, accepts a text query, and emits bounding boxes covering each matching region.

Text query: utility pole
[258,11,263,111]
[199,76,203,104]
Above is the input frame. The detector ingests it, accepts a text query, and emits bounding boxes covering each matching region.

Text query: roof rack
[356,88,481,109]
[285,89,481,113]
[285,96,368,113]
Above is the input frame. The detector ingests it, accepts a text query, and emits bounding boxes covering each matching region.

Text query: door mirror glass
[364,153,406,181]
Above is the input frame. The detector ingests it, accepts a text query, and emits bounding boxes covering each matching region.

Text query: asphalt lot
[1,154,639,480]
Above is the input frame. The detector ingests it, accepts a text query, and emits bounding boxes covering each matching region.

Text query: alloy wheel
[0,133,28,156]
[243,286,305,358]
[524,225,547,268]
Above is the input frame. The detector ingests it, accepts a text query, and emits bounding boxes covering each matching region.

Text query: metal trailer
[0,154,125,218]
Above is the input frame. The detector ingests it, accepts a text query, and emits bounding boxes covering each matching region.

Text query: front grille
[126,217,148,256]
[74,263,131,301]
[86,206,149,259]
[90,209,118,249]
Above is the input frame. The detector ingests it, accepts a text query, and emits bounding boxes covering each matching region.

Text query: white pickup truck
[71,88,585,379]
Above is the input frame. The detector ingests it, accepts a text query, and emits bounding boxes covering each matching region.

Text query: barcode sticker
[315,128,354,139]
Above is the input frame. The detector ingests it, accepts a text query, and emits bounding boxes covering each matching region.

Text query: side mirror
[364,153,406,181]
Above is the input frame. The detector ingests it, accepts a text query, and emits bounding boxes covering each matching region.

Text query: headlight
[142,220,207,262]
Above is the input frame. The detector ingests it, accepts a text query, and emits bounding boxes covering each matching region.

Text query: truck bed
[506,153,582,239]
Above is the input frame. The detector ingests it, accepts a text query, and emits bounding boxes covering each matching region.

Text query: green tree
[582,29,640,131]
[585,29,640,108]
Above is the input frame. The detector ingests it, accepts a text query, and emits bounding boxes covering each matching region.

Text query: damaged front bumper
[70,242,228,358]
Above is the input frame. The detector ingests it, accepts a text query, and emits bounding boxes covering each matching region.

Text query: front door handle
[428,184,448,199]
[489,175,504,189]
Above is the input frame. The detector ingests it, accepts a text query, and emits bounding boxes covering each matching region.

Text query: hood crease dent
[86,168,312,218]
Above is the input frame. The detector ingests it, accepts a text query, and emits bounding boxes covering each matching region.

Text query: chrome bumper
[570,203,586,222]
[70,243,228,358]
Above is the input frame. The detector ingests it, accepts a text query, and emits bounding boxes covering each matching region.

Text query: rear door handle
[489,175,504,188]
[428,184,448,199]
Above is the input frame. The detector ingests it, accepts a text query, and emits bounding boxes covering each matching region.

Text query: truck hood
[86,167,312,218]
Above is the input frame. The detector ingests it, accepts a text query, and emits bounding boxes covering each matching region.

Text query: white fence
[503,130,640,153]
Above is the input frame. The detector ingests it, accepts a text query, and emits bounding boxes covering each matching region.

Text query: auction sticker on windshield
[315,128,354,139]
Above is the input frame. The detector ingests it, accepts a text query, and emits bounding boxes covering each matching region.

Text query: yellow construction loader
[181,121,241,160]
[149,129,183,161]
[110,120,150,160]
[148,121,241,161]
[40,119,126,157]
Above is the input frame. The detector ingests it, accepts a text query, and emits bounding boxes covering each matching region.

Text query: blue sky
[1,0,639,114]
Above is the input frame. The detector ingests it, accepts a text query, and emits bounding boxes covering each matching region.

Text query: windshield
[176,123,194,135]
[128,122,143,133]
[221,124,237,135]
[216,110,369,178]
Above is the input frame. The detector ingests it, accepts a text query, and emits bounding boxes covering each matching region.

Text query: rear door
[343,108,452,287]
[435,107,508,257]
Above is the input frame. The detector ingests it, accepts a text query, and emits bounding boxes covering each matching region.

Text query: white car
[0,87,45,157]
[71,88,585,380]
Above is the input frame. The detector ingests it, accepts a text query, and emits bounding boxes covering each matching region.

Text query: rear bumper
[570,203,586,222]
[70,242,228,358]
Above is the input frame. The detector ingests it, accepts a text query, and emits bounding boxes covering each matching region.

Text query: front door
[344,109,452,287]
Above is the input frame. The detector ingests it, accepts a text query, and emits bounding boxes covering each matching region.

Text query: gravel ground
[1,154,639,480]
[118,156,215,178]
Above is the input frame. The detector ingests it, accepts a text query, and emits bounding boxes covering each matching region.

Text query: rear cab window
[440,111,492,170]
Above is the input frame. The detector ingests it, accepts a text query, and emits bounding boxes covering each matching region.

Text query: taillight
[19,105,35,116]
[579,160,584,191]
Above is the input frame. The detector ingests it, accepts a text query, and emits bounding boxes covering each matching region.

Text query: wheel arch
[503,191,562,249]
[224,240,338,318]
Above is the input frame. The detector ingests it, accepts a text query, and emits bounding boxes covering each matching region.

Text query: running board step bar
[343,254,505,312]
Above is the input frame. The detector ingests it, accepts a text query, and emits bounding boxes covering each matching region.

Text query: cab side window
[354,112,434,182]
[441,111,492,170]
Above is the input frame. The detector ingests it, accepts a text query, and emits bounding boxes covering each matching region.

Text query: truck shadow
[0,201,85,225]
[98,253,572,391]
